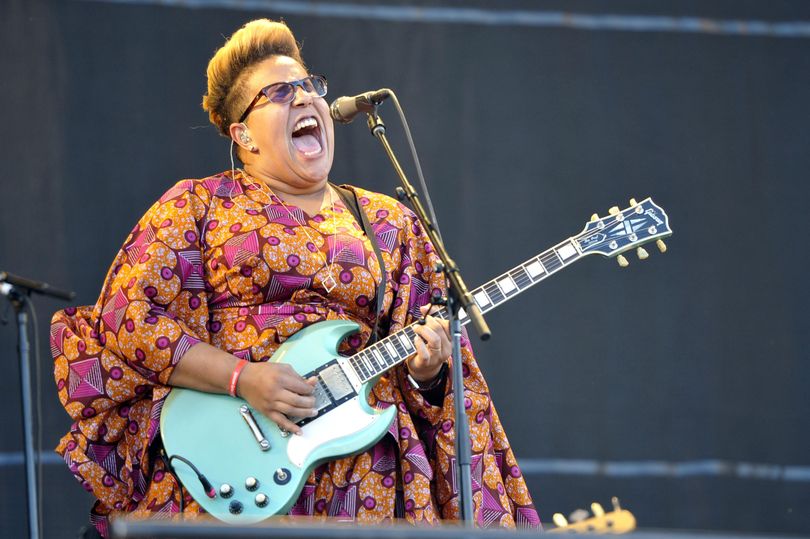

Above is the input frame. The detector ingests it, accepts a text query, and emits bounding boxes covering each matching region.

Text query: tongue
[292,134,322,155]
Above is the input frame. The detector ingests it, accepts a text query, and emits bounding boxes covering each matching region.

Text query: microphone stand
[364,109,490,527]
[1,271,75,539]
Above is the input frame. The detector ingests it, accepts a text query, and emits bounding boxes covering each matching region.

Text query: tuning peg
[656,239,667,253]
[568,508,590,523]
[608,206,620,215]
[590,213,599,222]
[617,254,629,267]
[636,247,649,260]
[629,198,638,206]
[552,513,569,528]
[591,502,605,517]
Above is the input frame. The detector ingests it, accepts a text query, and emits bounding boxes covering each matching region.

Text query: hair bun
[202,19,305,138]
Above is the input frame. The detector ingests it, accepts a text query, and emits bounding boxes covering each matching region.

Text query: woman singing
[52,19,539,538]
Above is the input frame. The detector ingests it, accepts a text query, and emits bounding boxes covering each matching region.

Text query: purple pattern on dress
[373,221,400,254]
[327,234,366,265]
[177,251,204,290]
[68,359,104,400]
[223,231,260,267]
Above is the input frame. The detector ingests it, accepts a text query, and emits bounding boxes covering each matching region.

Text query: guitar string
[348,242,577,381]
[347,214,663,381]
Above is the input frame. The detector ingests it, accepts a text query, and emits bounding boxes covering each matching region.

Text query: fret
[524,258,546,279]
[473,289,492,308]
[556,241,578,261]
[510,266,532,289]
[495,274,518,296]
[392,335,410,357]
[352,356,370,380]
[397,333,414,353]
[359,351,376,373]
[371,348,388,370]
[403,326,418,344]
[366,349,384,371]
[377,346,394,369]
[360,352,373,376]
[377,346,393,368]
[384,340,400,361]
[483,281,505,305]
[371,350,388,373]
[540,251,563,273]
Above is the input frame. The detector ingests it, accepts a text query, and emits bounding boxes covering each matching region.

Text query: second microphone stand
[365,109,490,526]
[1,272,75,539]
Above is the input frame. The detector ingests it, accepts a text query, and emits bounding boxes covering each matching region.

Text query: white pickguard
[287,396,380,468]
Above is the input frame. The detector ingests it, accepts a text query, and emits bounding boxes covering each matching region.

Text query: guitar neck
[347,237,585,383]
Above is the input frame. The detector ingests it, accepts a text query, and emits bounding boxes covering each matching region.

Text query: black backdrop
[1,0,809,537]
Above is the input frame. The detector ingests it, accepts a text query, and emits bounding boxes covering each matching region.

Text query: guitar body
[160,320,396,524]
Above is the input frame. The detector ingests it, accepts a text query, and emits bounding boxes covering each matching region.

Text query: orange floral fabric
[51,171,540,536]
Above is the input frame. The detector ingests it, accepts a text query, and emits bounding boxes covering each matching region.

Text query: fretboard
[345,237,584,383]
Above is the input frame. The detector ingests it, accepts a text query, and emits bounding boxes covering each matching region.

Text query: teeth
[293,117,318,133]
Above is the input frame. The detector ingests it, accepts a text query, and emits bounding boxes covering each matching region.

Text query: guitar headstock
[548,497,636,534]
[576,197,672,266]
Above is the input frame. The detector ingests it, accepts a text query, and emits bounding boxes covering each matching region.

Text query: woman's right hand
[236,362,318,435]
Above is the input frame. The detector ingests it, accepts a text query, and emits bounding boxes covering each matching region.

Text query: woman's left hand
[408,304,451,382]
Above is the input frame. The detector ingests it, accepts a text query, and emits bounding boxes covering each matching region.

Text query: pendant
[323,272,337,294]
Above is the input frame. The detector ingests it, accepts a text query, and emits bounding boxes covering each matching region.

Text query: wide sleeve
[51,179,212,510]
[94,180,211,388]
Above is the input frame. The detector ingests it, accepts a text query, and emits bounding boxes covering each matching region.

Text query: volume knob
[219,484,234,499]
[228,500,243,514]
[245,477,259,491]
[255,493,269,508]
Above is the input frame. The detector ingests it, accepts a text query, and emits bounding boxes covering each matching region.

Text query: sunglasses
[238,75,328,123]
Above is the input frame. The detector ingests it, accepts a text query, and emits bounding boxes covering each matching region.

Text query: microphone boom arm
[364,110,490,340]
[363,104,488,527]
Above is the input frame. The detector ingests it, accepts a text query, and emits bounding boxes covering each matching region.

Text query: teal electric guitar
[160,198,671,523]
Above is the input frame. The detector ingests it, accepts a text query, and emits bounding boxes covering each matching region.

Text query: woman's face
[239,55,335,191]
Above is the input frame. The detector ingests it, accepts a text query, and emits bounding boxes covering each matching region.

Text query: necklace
[240,169,339,293]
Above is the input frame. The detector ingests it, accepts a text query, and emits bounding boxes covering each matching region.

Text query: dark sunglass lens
[266,83,295,103]
[310,76,327,96]
[300,78,315,93]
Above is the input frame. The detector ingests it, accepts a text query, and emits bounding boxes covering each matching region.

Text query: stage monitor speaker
[111,519,803,539]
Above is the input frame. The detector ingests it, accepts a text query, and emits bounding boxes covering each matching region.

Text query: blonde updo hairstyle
[203,19,306,138]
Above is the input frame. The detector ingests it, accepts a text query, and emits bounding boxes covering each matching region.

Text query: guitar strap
[331,184,387,345]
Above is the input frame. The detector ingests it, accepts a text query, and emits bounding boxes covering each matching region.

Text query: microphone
[0,271,75,301]
[329,89,390,124]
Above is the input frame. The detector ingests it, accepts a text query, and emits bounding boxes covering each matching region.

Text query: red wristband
[228,359,248,397]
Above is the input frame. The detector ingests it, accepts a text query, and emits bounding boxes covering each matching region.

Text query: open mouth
[291,116,323,157]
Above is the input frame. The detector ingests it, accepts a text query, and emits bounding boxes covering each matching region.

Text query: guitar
[160,197,672,523]
[549,497,636,534]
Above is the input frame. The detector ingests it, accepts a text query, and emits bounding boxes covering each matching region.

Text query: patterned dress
[51,171,540,537]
